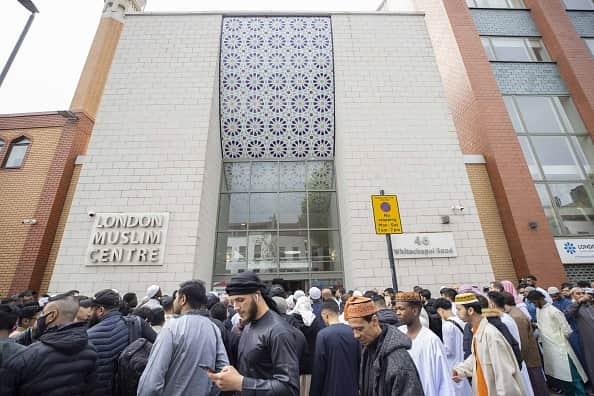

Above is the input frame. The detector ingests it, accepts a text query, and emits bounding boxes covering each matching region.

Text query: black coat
[237,310,300,396]
[289,313,325,374]
[0,321,97,396]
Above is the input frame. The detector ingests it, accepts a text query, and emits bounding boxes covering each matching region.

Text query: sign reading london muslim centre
[86,213,169,266]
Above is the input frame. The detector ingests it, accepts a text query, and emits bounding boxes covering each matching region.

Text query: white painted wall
[332,14,494,294]
[49,14,222,296]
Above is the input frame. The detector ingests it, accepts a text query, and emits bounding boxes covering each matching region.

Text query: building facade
[2,0,593,297]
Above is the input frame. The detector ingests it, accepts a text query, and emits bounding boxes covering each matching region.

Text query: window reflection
[279,230,309,272]
[310,230,341,272]
[218,194,249,231]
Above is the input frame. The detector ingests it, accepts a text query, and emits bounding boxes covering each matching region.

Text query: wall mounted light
[21,219,37,225]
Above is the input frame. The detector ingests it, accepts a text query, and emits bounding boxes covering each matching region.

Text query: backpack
[114,337,153,396]
[113,315,149,396]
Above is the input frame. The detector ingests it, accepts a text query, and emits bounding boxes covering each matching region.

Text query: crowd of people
[0,273,593,396]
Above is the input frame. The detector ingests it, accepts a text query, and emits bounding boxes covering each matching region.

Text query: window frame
[481,36,552,62]
[214,159,342,277]
[505,95,594,236]
[466,0,528,9]
[2,136,32,170]
[585,38,594,57]
[562,0,594,10]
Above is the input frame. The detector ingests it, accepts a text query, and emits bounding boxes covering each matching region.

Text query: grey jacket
[360,325,425,396]
[137,311,229,396]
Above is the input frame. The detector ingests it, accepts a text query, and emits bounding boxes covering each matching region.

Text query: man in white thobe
[527,290,588,396]
[396,292,456,396]
[435,298,472,396]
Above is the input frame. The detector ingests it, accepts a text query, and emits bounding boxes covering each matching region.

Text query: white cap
[294,290,305,300]
[547,287,560,295]
[146,284,160,298]
[309,287,321,300]
[352,290,363,297]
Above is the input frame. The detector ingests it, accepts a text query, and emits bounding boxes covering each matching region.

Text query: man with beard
[138,280,229,396]
[208,272,300,396]
[87,289,156,396]
[0,296,97,396]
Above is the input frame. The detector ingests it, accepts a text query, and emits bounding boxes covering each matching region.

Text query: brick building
[2,0,593,297]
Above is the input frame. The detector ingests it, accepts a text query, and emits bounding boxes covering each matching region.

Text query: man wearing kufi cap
[208,272,300,395]
[395,292,457,396]
[344,296,424,396]
[453,293,527,396]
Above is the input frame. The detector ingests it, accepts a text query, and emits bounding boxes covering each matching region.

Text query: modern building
[1,0,593,297]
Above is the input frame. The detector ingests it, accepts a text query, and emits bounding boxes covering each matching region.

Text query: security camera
[452,204,465,212]
[88,211,96,217]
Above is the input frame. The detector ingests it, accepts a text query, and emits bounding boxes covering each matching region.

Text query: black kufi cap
[226,272,266,296]
[92,289,121,308]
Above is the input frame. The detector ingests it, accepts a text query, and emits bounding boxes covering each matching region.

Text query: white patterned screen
[220,17,335,160]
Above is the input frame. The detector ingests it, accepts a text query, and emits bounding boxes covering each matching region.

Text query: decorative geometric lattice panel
[220,17,335,160]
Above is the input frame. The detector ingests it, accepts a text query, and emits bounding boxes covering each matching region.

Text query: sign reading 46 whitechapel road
[86,213,169,266]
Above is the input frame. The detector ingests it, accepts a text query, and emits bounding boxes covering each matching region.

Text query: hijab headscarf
[501,280,523,305]
[292,296,316,326]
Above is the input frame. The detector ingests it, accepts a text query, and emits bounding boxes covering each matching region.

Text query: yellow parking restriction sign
[371,195,403,235]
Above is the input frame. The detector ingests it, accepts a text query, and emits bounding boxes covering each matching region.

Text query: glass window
[563,0,594,10]
[248,232,278,272]
[518,136,543,180]
[251,162,278,191]
[531,136,584,180]
[279,230,309,272]
[572,136,594,179]
[527,38,551,62]
[308,192,339,228]
[279,162,306,190]
[468,0,526,8]
[490,37,531,61]
[215,160,341,275]
[504,96,525,132]
[222,162,251,192]
[0,140,4,154]
[549,183,594,235]
[218,193,249,231]
[215,232,248,274]
[4,137,31,169]
[483,37,550,62]
[307,161,335,190]
[559,97,587,134]
[310,230,341,272]
[278,192,308,229]
[249,193,278,229]
[585,39,594,57]
[514,96,564,133]
[535,185,563,235]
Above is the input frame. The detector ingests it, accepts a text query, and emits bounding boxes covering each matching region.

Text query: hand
[452,369,463,383]
[207,365,244,392]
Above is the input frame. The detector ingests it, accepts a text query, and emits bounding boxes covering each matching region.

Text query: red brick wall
[418,0,567,286]
[0,113,92,296]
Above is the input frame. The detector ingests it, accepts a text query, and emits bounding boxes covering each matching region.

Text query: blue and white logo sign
[564,242,577,255]
[555,239,594,264]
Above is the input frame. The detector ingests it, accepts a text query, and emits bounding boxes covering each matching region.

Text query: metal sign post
[371,190,403,292]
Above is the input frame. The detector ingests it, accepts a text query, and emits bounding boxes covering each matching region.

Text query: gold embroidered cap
[454,292,479,305]
[344,296,377,320]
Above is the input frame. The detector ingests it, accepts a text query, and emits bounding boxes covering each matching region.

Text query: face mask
[34,313,50,338]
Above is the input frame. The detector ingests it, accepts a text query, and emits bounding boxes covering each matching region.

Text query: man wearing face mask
[208,272,300,396]
[87,289,156,396]
[0,296,97,396]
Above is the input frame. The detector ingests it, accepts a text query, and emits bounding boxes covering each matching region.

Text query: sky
[0,0,383,114]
